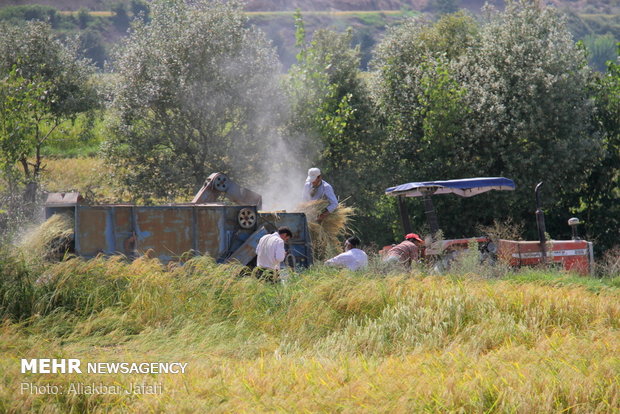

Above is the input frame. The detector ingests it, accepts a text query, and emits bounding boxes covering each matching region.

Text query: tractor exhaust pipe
[568,217,581,240]
[535,182,547,264]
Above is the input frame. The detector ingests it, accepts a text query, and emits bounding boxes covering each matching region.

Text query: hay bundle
[19,213,74,261]
[295,200,354,261]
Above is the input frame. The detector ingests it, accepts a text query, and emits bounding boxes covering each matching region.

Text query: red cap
[405,233,423,243]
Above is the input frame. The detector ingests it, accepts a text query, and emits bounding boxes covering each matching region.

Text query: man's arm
[274,238,286,263]
[301,182,312,202]
[325,253,347,268]
[323,183,338,213]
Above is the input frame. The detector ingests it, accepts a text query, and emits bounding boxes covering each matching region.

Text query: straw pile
[295,200,354,261]
[19,213,74,261]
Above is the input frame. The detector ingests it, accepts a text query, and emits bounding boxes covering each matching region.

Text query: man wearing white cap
[302,167,338,222]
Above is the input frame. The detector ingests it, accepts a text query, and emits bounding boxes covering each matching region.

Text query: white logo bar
[512,249,588,259]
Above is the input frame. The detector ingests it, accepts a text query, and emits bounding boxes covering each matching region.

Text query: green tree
[456,1,601,236]
[370,12,478,183]
[130,0,150,22]
[0,5,59,28]
[0,69,48,192]
[567,47,620,251]
[0,21,99,207]
[286,14,386,242]
[105,0,283,201]
[371,3,602,239]
[111,2,130,32]
[370,13,479,238]
[77,7,91,30]
[78,29,107,69]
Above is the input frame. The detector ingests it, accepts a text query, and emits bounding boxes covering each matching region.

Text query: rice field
[1,249,619,413]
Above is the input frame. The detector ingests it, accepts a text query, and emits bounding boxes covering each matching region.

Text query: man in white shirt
[302,168,338,222]
[325,237,368,271]
[255,226,292,282]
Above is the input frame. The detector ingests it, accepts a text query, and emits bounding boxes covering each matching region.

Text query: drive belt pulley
[238,208,257,229]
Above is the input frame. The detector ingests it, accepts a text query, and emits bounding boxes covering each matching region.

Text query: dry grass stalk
[295,200,354,261]
[19,213,74,261]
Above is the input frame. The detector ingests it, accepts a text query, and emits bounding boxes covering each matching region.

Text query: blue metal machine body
[43,197,313,268]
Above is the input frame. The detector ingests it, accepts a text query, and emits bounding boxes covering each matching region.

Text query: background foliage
[0,0,618,251]
[104,0,283,201]
[0,20,98,226]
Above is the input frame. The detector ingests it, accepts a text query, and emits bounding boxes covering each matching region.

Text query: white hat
[306,167,321,183]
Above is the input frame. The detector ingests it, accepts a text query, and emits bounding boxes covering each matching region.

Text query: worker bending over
[302,167,338,222]
[384,233,425,268]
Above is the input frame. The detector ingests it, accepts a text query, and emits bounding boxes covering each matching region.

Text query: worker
[302,167,338,222]
[255,226,292,282]
[383,233,425,267]
[325,237,368,271]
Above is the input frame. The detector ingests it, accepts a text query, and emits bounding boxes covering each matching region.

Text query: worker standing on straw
[302,167,338,222]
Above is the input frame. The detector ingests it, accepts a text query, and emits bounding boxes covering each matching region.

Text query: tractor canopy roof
[385,177,515,198]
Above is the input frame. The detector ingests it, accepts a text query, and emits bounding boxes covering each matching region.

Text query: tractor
[385,177,593,274]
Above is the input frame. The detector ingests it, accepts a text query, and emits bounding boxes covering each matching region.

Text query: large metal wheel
[238,208,257,229]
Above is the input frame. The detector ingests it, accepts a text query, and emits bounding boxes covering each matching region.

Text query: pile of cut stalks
[295,200,354,262]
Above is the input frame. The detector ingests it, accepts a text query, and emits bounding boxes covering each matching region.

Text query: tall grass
[1,249,619,412]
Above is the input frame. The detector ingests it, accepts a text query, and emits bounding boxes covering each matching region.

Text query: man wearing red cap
[384,233,425,267]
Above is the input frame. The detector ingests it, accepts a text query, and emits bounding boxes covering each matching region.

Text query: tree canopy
[286,21,387,239]
[370,2,602,239]
[0,20,98,207]
[105,0,283,201]
[0,0,617,252]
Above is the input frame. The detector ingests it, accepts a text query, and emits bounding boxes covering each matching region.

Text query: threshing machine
[44,173,313,268]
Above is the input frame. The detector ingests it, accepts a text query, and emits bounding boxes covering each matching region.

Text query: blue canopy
[385,177,515,198]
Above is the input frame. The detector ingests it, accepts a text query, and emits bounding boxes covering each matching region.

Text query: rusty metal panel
[70,203,305,265]
[46,192,82,206]
[112,207,133,256]
[550,240,590,275]
[195,207,224,257]
[225,226,268,265]
[135,207,193,261]
[75,206,109,256]
[498,239,591,275]
[258,212,313,268]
